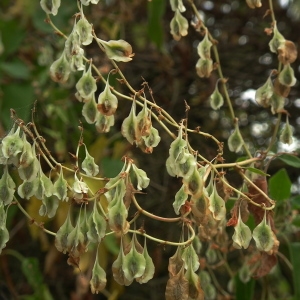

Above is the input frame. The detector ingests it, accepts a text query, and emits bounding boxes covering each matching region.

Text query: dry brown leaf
[168,248,184,277]
[278,40,298,64]
[274,78,291,98]
[252,252,277,278]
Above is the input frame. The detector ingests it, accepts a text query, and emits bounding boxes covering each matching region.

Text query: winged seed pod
[55,210,74,253]
[169,126,187,164]
[182,166,203,197]
[165,266,189,300]
[181,244,200,272]
[173,184,188,215]
[269,23,286,53]
[98,39,134,62]
[208,183,226,221]
[1,126,23,159]
[270,92,285,114]
[228,124,243,153]
[278,64,297,87]
[122,233,146,282]
[252,211,274,252]
[82,95,99,124]
[108,198,129,234]
[81,145,99,177]
[0,203,9,254]
[64,23,81,58]
[246,0,262,9]
[97,77,118,116]
[170,9,189,41]
[136,98,151,137]
[75,16,93,46]
[136,239,155,284]
[197,30,213,59]
[76,63,97,99]
[70,48,85,72]
[39,195,59,218]
[95,113,114,133]
[90,252,107,294]
[232,207,252,249]
[40,0,61,15]
[19,134,35,168]
[35,170,54,200]
[280,118,293,145]
[18,179,38,200]
[18,156,40,182]
[170,0,186,12]
[130,164,150,190]
[255,76,274,107]
[53,168,68,201]
[196,58,213,78]
[0,166,16,205]
[72,174,89,200]
[49,50,71,83]
[121,100,139,145]
[209,83,224,110]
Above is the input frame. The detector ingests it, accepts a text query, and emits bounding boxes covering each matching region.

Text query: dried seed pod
[278,40,298,64]
[165,266,189,300]
[97,78,118,116]
[95,113,114,133]
[246,0,262,9]
[136,98,151,137]
[196,58,213,78]
[170,10,189,41]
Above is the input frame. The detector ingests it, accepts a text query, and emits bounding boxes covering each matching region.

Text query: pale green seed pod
[278,63,297,87]
[82,94,99,124]
[270,92,285,114]
[18,179,38,200]
[121,101,139,145]
[239,263,252,283]
[70,48,85,72]
[0,166,16,205]
[98,39,134,62]
[35,170,54,200]
[64,24,81,58]
[255,76,274,108]
[173,184,188,215]
[246,0,262,9]
[97,78,118,116]
[196,58,213,78]
[76,63,97,99]
[252,211,274,252]
[269,23,286,53]
[280,118,293,145]
[18,156,40,182]
[90,251,107,294]
[209,84,224,110]
[72,174,89,200]
[55,210,74,253]
[122,233,146,282]
[108,198,129,234]
[183,166,204,197]
[0,203,9,254]
[232,207,252,249]
[19,134,35,168]
[50,51,71,83]
[181,244,200,272]
[169,126,187,164]
[1,126,24,159]
[76,17,93,46]
[136,239,155,284]
[170,9,189,41]
[81,145,99,177]
[170,0,186,12]
[40,0,61,15]
[205,248,217,264]
[39,195,59,218]
[131,164,150,190]
[208,183,226,221]
[197,30,213,59]
[228,125,243,153]
[136,98,151,137]
[53,168,68,201]
[87,201,107,243]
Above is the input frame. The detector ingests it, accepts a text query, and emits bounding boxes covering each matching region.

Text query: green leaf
[269,168,291,201]
[0,59,30,79]
[290,196,300,210]
[235,274,255,300]
[244,167,269,176]
[21,257,43,290]
[292,215,300,227]
[277,154,300,168]
[147,0,166,50]
[289,243,300,300]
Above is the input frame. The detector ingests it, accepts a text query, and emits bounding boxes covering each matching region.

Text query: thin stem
[131,195,182,223]
[268,0,276,23]
[14,197,56,236]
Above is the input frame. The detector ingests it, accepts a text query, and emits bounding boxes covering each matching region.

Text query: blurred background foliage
[0,0,300,299]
